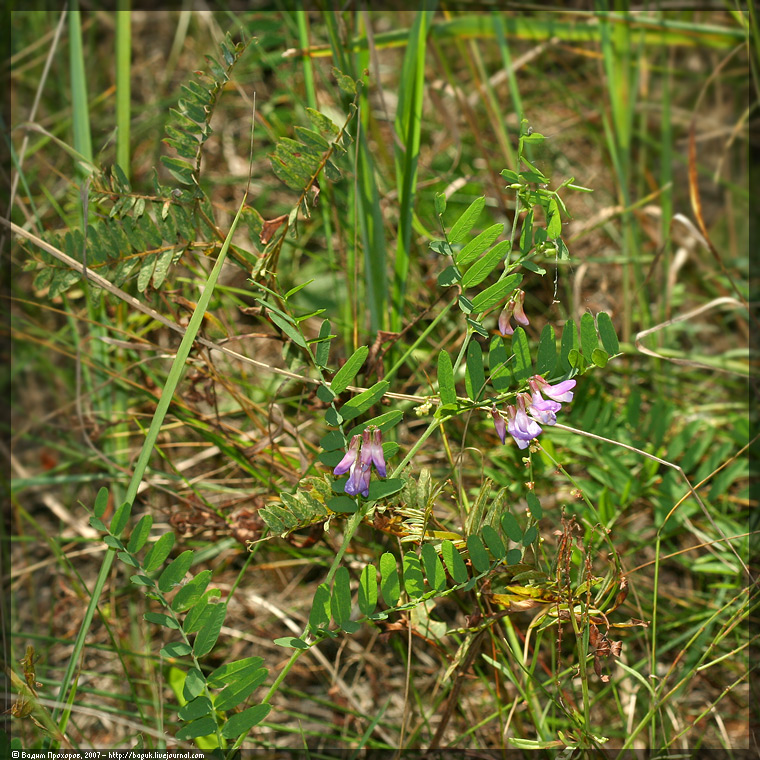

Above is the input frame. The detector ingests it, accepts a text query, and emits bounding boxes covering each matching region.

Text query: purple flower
[345,461,371,497]
[333,435,360,476]
[361,427,386,478]
[506,394,543,449]
[491,405,507,444]
[334,426,386,498]
[528,390,561,425]
[530,375,576,403]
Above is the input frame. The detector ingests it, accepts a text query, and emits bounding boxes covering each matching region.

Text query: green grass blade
[68,7,93,169]
[391,9,433,331]
[115,2,131,178]
[50,195,249,742]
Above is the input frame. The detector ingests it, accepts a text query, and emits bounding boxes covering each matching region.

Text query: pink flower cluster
[491,375,576,450]
[333,426,386,498]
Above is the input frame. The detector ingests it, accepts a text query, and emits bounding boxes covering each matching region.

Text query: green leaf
[456,223,504,268]
[330,346,369,395]
[306,107,340,136]
[143,532,175,573]
[535,324,557,376]
[324,159,342,181]
[546,197,562,238]
[207,657,265,688]
[526,492,543,520]
[127,514,153,554]
[501,513,523,542]
[205,55,227,82]
[506,548,523,565]
[103,535,125,550]
[317,383,335,403]
[152,248,175,289]
[160,156,196,185]
[158,550,194,593]
[501,168,519,184]
[430,240,453,256]
[274,637,309,649]
[467,318,489,338]
[308,583,331,632]
[511,328,532,383]
[89,516,107,532]
[458,295,474,314]
[597,312,619,354]
[358,564,377,617]
[470,273,522,313]
[320,430,346,452]
[568,348,584,370]
[347,409,403,437]
[178,696,212,722]
[93,487,109,518]
[193,602,226,657]
[293,125,330,151]
[144,612,179,630]
[130,574,154,587]
[161,641,192,658]
[214,667,268,711]
[268,310,307,348]
[464,340,485,402]
[339,380,389,421]
[137,252,157,293]
[449,196,485,244]
[109,501,132,538]
[220,704,271,740]
[438,350,457,407]
[181,593,213,634]
[380,552,400,607]
[437,264,461,287]
[315,319,333,368]
[559,319,579,372]
[116,551,137,566]
[522,525,538,546]
[467,535,491,574]
[441,540,468,584]
[171,570,213,612]
[521,132,545,145]
[332,66,357,94]
[521,259,546,275]
[434,192,446,216]
[326,495,358,513]
[480,525,506,559]
[580,312,599,361]
[183,668,206,701]
[460,240,511,289]
[519,208,534,253]
[592,348,609,367]
[402,552,425,599]
[420,543,447,592]
[366,478,404,501]
[331,566,355,631]
[176,716,217,740]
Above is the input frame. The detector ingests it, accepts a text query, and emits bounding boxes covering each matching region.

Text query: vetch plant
[11,15,749,754]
